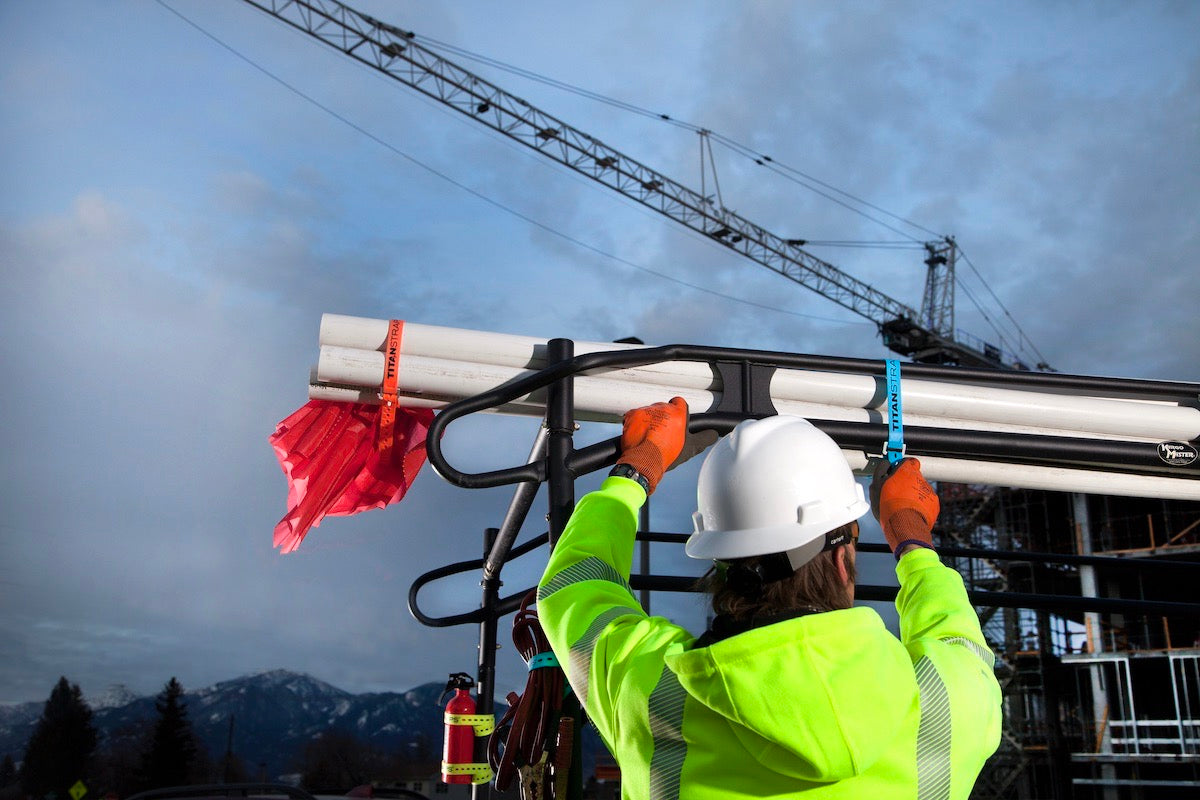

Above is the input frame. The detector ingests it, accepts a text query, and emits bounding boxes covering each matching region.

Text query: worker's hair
[700,521,858,619]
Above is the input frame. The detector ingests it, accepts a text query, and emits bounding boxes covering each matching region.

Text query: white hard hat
[686,416,870,568]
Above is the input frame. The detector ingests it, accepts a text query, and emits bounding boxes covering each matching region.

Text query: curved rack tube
[483,427,548,581]
[407,532,550,627]
[315,343,1200,442]
[312,369,1181,443]
[421,344,1200,497]
[622,575,1200,616]
[648,533,1200,573]
[411,538,1200,629]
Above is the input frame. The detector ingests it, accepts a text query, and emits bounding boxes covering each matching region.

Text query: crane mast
[242,0,1025,370]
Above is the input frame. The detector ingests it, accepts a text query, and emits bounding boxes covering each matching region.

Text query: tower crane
[241,0,1037,371]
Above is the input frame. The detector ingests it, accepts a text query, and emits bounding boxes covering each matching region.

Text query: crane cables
[956,244,1052,370]
[418,32,938,243]
[161,0,868,328]
[415,31,1047,368]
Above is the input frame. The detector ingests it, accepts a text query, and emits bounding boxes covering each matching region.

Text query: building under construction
[938,487,1200,799]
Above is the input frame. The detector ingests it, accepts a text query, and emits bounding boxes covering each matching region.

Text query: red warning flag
[269,400,434,553]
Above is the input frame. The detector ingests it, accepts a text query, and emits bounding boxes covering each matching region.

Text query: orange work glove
[616,397,688,494]
[870,457,940,559]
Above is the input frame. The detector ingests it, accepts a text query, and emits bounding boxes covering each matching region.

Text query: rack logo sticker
[1157,441,1198,466]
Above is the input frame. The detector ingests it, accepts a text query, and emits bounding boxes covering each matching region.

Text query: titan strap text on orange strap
[376,319,404,455]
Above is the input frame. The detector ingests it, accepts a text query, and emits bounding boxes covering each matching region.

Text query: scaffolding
[1065,651,1200,796]
[937,487,1200,799]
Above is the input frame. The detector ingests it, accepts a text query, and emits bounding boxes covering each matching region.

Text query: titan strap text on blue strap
[885,359,905,464]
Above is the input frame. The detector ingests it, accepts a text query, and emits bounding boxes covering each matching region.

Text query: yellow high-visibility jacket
[537,476,1002,799]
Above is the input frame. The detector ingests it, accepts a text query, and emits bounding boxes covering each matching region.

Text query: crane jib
[237,0,1032,371]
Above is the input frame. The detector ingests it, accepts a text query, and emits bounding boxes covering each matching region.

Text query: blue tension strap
[527,651,559,671]
[885,359,905,464]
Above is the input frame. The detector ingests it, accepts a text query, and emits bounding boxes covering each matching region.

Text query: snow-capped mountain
[0,700,41,757]
[89,684,140,710]
[0,670,451,779]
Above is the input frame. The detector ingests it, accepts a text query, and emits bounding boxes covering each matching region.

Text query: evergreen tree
[137,677,197,788]
[0,754,19,800]
[20,676,97,797]
[91,719,152,798]
[0,755,16,787]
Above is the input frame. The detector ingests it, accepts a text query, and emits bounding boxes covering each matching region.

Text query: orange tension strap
[376,319,404,455]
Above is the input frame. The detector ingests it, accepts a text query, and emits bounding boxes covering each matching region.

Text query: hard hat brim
[685,498,869,563]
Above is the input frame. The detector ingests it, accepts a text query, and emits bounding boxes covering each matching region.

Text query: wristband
[893,539,936,561]
[527,651,559,671]
[609,463,651,494]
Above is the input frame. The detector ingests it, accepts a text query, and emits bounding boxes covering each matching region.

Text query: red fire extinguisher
[441,672,489,785]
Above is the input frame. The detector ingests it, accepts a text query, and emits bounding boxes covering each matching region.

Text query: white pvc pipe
[318,315,1200,442]
[313,347,1167,443]
[840,452,1200,502]
[322,314,600,366]
[316,349,865,425]
[308,381,439,409]
[771,370,1198,441]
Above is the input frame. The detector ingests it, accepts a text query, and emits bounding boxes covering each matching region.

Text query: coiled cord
[487,590,570,795]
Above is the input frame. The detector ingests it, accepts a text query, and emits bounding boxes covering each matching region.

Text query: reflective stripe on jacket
[537,476,1002,799]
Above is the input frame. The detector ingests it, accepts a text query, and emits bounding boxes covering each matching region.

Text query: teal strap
[885,359,905,464]
[527,651,559,671]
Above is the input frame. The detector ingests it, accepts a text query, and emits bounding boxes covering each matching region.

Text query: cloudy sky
[2,1,1197,707]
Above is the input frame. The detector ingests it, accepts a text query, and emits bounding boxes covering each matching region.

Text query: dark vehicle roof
[125,784,318,800]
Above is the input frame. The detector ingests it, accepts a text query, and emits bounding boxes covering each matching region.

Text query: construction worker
[537,398,1002,799]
